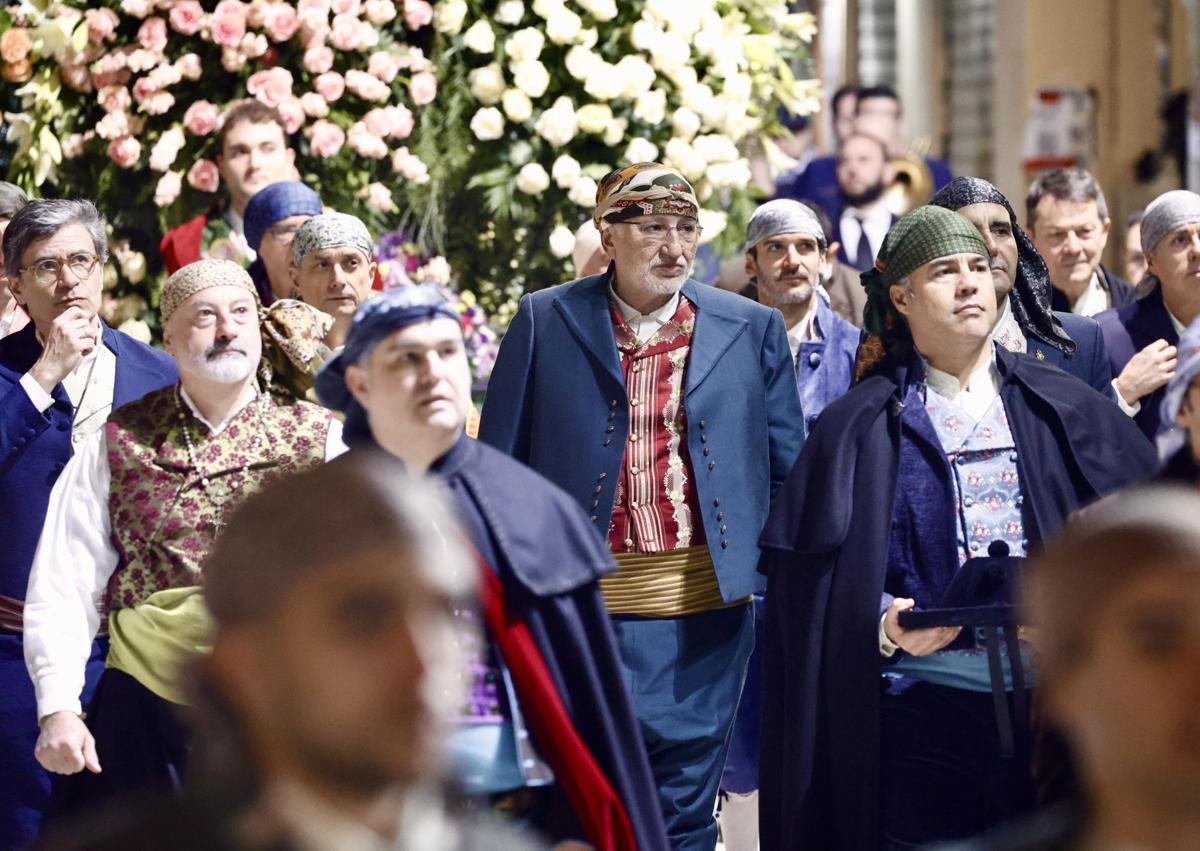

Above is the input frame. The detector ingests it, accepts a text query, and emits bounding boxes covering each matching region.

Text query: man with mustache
[480,162,804,850]
[0,199,177,845]
[758,206,1155,849]
[23,259,344,818]
[930,176,1116,398]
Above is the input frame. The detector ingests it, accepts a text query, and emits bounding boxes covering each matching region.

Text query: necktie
[853,215,873,271]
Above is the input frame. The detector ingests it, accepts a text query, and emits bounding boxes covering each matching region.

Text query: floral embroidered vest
[104,385,331,610]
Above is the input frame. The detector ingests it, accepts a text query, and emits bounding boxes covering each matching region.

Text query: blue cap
[243,181,323,253]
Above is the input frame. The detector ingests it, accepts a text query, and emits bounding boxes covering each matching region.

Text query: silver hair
[1025,167,1109,232]
[0,182,29,221]
[2,198,108,279]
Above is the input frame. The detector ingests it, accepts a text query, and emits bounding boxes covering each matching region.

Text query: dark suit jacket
[1095,284,1180,439]
[1049,265,1137,313]
[1033,311,1116,400]
[773,154,954,225]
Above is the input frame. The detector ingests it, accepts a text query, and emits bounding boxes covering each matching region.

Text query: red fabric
[607,297,706,553]
[159,214,208,274]
[474,551,637,851]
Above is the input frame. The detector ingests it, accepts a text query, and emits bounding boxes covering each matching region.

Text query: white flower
[548,225,575,258]
[515,162,550,195]
[693,133,738,164]
[576,104,612,135]
[551,154,581,188]
[432,0,467,34]
[117,318,152,344]
[531,0,563,20]
[468,64,505,105]
[501,88,533,122]
[664,137,707,181]
[392,147,431,183]
[565,45,601,81]
[508,140,533,166]
[602,117,627,147]
[697,207,727,243]
[577,0,618,21]
[545,7,582,45]
[578,27,598,47]
[363,182,397,213]
[469,107,505,141]
[631,19,661,52]
[365,0,399,25]
[154,171,182,207]
[614,56,656,98]
[649,31,690,74]
[583,70,622,101]
[96,111,131,141]
[505,28,545,63]
[222,48,247,72]
[301,92,330,117]
[568,175,598,207]
[705,159,752,190]
[148,126,185,172]
[722,74,752,101]
[625,138,659,163]
[534,96,578,148]
[495,0,524,25]
[242,33,269,59]
[681,83,716,118]
[120,251,147,284]
[415,256,452,286]
[462,20,495,54]
[672,106,701,140]
[634,89,667,125]
[511,60,549,98]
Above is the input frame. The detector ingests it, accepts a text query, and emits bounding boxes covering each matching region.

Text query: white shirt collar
[924,347,1002,421]
[785,301,823,359]
[608,282,681,345]
[991,296,1027,354]
[225,208,245,235]
[178,385,258,435]
[1070,271,1109,316]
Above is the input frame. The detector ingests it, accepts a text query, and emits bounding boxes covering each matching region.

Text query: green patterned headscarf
[856,205,990,380]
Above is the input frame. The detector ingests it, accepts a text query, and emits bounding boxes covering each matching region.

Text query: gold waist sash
[107,586,214,706]
[600,545,747,617]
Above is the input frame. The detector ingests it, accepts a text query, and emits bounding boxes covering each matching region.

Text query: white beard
[184,348,257,384]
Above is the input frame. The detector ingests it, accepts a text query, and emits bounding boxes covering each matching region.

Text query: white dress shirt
[19,331,117,442]
[785,303,824,362]
[839,201,892,267]
[23,388,346,719]
[608,284,682,345]
[1069,272,1109,317]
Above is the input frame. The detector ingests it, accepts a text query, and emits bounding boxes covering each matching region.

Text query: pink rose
[85,9,120,44]
[183,100,220,136]
[302,22,330,49]
[308,119,345,158]
[313,71,345,102]
[362,108,391,138]
[367,50,401,83]
[175,53,202,81]
[328,13,362,51]
[300,92,329,117]
[277,97,306,134]
[91,70,132,89]
[299,0,333,14]
[168,1,205,35]
[403,0,432,30]
[131,76,159,104]
[363,105,412,139]
[1,28,32,63]
[107,136,142,169]
[138,17,169,53]
[210,0,248,48]
[187,159,220,193]
[246,67,294,108]
[409,71,437,106]
[303,45,334,74]
[345,69,388,102]
[98,86,132,114]
[60,63,93,93]
[330,0,361,15]
[142,91,175,115]
[346,122,388,159]
[264,4,300,42]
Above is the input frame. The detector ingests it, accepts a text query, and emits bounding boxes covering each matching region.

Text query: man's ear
[345,362,370,408]
[889,281,911,317]
[826,241,841,264]
[600,226,616,255]
[6,274,26,306]
[743,253,757,282]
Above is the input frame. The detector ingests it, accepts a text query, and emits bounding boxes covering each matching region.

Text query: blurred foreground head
[202,452,474,796]
[1028,486,1200,830]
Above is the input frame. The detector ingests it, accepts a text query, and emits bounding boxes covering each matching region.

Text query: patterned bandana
[743,199,826,253]
[160,259,260,324]
[856,205,989,379]
[243,181,323,253]
[291,212,374,266]
[1141,189,1200,256]
[593,162,699,231]
[259,299,334,402]
[930,176,1074,356]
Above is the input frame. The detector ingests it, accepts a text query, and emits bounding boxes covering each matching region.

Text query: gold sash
[600,545,747,617]
[106,586,214,705]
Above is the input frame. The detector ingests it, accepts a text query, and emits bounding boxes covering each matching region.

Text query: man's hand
[1114,339,1177,406]
[28,307,97,394]
[883,598,961,657]
[35,711,100,775]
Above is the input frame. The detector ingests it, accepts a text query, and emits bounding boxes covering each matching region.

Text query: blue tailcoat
[1032,311,1116,400]
[1095,284,1180,439]
[478,273,804,602]
[795,298,860,432]
[756,348,1156,850]
[0,322,176,846]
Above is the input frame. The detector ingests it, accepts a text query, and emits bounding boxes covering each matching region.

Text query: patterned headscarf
[292,212,374,266]
[930,176,1074,356]
[1141,189,1200,256]
[160,259,259,324]
[593,162,699,231]
[856,205,989,379]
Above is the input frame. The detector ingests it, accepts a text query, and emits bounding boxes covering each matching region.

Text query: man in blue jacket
[480,162,804,850]
[0,199,176,845]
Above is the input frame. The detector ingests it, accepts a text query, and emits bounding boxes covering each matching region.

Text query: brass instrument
[883,137,936,216]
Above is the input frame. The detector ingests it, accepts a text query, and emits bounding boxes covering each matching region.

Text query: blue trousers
[0,634,106,849]
[719,594,765,795]
[611,603,754,851]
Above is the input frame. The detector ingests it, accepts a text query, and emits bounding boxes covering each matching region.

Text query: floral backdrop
[1,0,816,380]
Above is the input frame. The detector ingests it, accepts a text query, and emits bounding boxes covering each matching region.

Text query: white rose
[672,107,701,140]
[578,28,598,47]
[650,32,690,74]
[366,0,399,25]
[515,162,551,195]
[693,133,738,164]
[565,45,601,81]
[705,159,752,190]
[666,64,698,91]
[614,56,656,99]
[534,96,578,148]
[602,117,627,147]
[154,171,182,207]
[501,88,533,122]
[625,138,659,163]
[631,19,662,52]
[577,0,618,21]
[511,60,550,98]
[583,69,622,101]
[462,20,496,54]
[548,225,576,259]
[432,0,467,34]
[568,175,598,207]
[509,140,533,166]
[505,28,545,63]
[531,0,562,20]
[551,154,581,188]
[117,318,152,344]
[469,107,505,141]
[545,7,582,45]
[634,89,667,125]
[664,137,707,181]
[222,48,247,72]
[697,207,727,243]
[415,257,452,286]
[301,92,330,117]
[576,104,612,135]
[723,74,752,101]
[469,64,506,104]
[148,127,185,172]
[120,251,147,284]
[681,82,715,116]
[495,0,524,25]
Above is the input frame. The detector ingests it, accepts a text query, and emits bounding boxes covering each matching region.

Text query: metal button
[970,541,980,552]
[630,433,638,442]
[721,539,728,549]
[624,538,633,548]
[630,465,639,474]
[717,512,724,521]
[1014,495,1023,507]
[963,496,974,507]
[713,498,720,507]
[708,461,715,470]
[630,399,639,407]
[1009,451,1018,462]
[699,420,707,428]
[591,515,598,522]
[599,472,607,480]
[610,399,617,407]
[603,438,611,446]
[632,501,641,509]
[808,352,822,367]
[720,524,727,533]
[1021,538,1029,548]
[591,499,599,508]
[703,447,710,456]
[700,434,707,443]
[594,485,602,494]
[607,425,615,433]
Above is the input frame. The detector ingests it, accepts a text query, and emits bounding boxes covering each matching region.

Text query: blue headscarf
[315,285,461,441]
[244,181,324,252]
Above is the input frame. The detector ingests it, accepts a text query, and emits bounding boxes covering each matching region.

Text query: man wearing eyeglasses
[481,162,804,850]
[0,199,177,846]
[242,181,324,306]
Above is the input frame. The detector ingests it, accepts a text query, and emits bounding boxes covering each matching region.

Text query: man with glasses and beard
[0,199,177,845]
[22,259,344,821]
[481,162,803,850]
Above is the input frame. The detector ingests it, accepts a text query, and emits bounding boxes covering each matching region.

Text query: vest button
[720,524,727,533]
[699,420,707,428]
[970,541,980,552]
[963,496,974,507]
[624,538,633,548]
[721,539,728,549]
[1009,451,1018,462]
[956,455,967,465]
[598,472,607,480]
[808,352,822,367]
[590,515,598,522]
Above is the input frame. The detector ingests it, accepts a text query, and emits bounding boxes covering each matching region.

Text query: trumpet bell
[883,154,935,216]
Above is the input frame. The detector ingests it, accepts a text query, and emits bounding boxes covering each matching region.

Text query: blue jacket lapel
[683,279,747,397]
[552,274,624,389]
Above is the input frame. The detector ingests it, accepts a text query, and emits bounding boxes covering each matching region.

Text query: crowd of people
[0,90,1199,851]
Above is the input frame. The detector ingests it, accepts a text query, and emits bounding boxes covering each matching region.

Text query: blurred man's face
[854,96,902,153]
[891,252,997,358]
[1031,197,1110,293]
[1125,221,1147,285]
[956,202,1019,301]
[218,120,296,213]
[258,214,311,302]
[745,232,823,309]
[836,135,889,207]
[1146,223,1200,318]
[0,217,12,306]
[1050,567,1200,816]
[1177,376,1200,461]
[833,92,858,143]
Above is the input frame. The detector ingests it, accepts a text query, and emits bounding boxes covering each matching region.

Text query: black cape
[757,348,1156,850]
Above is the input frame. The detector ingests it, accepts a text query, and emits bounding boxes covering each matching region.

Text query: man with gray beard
[23,259,344,819]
